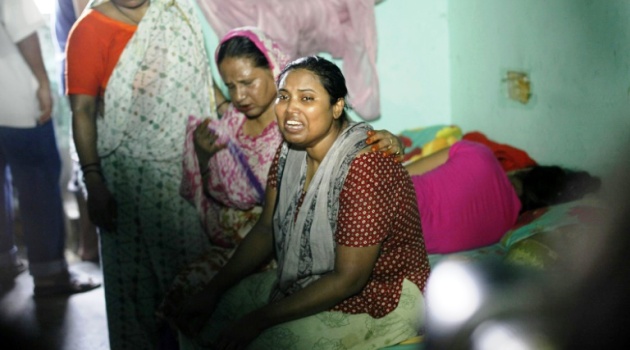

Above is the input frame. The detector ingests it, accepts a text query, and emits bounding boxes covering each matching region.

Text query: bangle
[215,100,230,112]
[82,168,103,182]
[80,162,101,171]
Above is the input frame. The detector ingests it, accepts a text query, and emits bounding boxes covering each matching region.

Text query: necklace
[111,1,142,25]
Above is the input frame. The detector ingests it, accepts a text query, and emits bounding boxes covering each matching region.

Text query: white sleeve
[1,0,45,43]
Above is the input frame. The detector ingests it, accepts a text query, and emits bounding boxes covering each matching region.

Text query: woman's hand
[169,285,221,338]
[84,174,117,231]
[366,129,405,162]
[214,314,263,350]
[194,118,227,168]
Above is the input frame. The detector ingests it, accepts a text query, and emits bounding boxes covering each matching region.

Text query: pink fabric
[411,140,521,254]
[195,0,380,120]
[180,27,289,247]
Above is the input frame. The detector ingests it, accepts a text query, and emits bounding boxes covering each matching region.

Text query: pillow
[398,125,462,164]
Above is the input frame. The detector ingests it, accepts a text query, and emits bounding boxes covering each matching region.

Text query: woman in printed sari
[179,26,290,265]
[66,0,216,348]
[169,56,431,350]
[157,27,291,331]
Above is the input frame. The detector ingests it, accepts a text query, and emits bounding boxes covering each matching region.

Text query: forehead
[278,69,323,91]
[219,56,264,79]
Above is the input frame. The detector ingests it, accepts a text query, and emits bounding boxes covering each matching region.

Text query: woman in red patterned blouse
[172,56,430,350]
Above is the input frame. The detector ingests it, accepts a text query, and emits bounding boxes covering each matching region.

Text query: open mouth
[284,120,304,131]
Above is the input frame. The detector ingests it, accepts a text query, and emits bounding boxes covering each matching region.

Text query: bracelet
[80,162,101,171]
[82,168,103,181]
[215,100,230,112]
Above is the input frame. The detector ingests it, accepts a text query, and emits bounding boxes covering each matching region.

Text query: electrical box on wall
[504,71,531,104]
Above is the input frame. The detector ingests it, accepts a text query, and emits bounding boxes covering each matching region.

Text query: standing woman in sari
[66,0,216,348]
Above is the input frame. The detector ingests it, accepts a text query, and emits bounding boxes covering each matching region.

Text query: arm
[404,145,451,176]
[193,119,228,193]
[216,153,390,349]
[206,183,277,293]
[193,80,231,174]
[70,94,117,230]
[172,182,278,335]
[16,32,52,124]
[216,244,380,349]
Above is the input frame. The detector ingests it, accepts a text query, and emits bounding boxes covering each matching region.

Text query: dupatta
[97,0,216,159]
[271,122,372,300]
[180,27,289,247]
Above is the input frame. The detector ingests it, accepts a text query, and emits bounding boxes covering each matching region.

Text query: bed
[380,125,607,350]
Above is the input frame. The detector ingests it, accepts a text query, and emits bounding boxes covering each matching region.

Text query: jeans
[0,120,68,277]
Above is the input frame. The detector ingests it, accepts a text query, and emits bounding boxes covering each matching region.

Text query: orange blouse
[66,9,136,96]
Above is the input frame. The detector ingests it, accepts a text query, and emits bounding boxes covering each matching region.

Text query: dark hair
[277,55,349,121]
[216,36,269,69]
[516,165,602,213]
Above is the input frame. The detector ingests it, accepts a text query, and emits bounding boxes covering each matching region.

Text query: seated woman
[162,27,405,320]
[168,56,430,350]
[394,139,601,254]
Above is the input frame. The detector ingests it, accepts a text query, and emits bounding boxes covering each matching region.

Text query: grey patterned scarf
[271,122,372,301]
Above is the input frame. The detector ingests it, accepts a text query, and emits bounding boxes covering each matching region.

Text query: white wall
[197,0,630,179]
[367,0,451,133]
[448,0,630,178]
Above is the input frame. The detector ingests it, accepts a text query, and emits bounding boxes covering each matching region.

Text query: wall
[367,0,451,132]
[55,0,626,179]
[199,0,453,133]
[448,0,630,178]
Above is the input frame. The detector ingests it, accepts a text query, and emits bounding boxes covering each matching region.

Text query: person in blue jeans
[0,0,99,296]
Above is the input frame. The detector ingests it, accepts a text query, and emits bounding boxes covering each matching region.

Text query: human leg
[249,279,423,350]
[190,273,424,350]
[181,270,277,350]
[0,161,16,262]
[101,155,210,350]
[99,154,161,350]
[141,158,212,349]
[0,122,66,276]
[159,202,267,323]
[0,152,26,281]
[0,121,99,295]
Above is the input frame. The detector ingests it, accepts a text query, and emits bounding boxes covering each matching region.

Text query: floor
[0,260,109,350]
[0,193,110,350]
